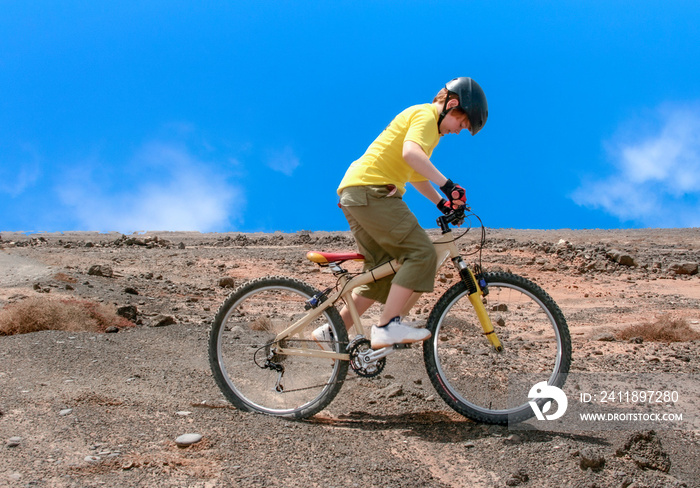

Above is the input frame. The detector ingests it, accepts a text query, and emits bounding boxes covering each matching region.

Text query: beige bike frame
[273,230,501,360]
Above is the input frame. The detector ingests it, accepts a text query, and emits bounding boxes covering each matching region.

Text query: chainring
[348,337,385,378]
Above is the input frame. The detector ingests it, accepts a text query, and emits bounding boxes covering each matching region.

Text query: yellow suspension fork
[455,259,503,352]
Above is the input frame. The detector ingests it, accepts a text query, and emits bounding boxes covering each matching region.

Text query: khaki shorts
[340,185,437,303]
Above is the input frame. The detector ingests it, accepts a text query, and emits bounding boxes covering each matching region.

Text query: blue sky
[2,1,699,233]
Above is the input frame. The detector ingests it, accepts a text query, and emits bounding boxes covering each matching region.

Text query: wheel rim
[214,284,343,416]
[432,280,567,418]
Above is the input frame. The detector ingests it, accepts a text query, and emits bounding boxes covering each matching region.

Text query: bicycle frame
[272,227,502,361]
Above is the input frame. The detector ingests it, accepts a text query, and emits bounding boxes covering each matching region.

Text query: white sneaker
[312,323,334,351]
[371,316,431,349]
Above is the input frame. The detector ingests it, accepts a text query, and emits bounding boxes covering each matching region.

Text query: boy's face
[441,112,472,135]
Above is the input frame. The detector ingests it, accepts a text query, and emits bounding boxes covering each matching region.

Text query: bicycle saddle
[306,251,365,264]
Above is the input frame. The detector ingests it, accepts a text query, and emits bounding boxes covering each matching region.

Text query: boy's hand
[440,179,466,207]
[437,198,453,215]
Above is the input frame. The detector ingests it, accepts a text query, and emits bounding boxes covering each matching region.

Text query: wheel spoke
[209,277,348,419]
[424,272,571,424]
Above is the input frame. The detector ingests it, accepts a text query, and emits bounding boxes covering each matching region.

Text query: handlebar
[436,206,467,233]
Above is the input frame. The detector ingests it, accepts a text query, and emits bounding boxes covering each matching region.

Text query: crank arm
[366,343,410,362]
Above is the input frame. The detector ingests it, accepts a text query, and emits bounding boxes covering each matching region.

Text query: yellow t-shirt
[338,103,440,196]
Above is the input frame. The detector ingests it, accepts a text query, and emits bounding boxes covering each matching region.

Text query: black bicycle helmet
[438,77,488,136]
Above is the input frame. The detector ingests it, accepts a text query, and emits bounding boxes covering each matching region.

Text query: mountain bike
[208,208,571,424]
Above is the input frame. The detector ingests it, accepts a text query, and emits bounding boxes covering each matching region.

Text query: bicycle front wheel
[209,276,349,419]
[424,272,571,424]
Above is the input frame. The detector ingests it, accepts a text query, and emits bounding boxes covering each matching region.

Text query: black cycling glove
[440,179,466,206]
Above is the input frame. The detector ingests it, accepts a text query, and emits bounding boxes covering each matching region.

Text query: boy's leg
[340,186,437,303]
[339,293,375,330]
[379,283,413,325]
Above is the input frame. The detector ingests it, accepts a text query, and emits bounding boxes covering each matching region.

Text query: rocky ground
[1,226,699,488]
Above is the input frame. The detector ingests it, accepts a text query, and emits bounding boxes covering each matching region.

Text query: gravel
[1,228,699,487]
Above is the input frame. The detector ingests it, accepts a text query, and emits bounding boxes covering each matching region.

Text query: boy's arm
[402,141,448,187]
[410,180,443,205]
[404,140,467,209]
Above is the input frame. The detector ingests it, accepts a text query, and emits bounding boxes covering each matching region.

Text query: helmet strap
[437,93,455,134]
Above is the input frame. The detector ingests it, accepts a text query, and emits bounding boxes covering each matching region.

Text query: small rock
[628,337,643,344]
[59,408,73,416]
[177,242,186,249]
[579,447,606,471]
[84,455,101,462]
[505,468,529,486]
[150,314,176,327]
[176,411,192,416]
[505,434,522,444]
[124,286,139,295]
[88,264,114,277]
[218,277,236,288]
[105,326,119,333]
[373,383,403,399]
[7,436,22,447]
[117,305,138,321]
[175,433,203,447]
[669,262,698,275]
[607,249,636,267]
[464,441,475,449]
[594,332,616,342]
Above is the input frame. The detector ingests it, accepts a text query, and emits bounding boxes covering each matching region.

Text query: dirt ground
[1,226,699,488]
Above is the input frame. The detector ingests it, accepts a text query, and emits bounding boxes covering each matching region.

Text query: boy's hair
[433,88,467,117]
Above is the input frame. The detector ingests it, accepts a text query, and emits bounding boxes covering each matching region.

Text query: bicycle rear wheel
[424,272,571,424]
[209,276,348,419]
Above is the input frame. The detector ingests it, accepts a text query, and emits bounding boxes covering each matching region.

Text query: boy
[315,77,488,349]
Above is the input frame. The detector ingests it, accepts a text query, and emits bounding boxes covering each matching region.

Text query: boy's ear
[446,98,460,110]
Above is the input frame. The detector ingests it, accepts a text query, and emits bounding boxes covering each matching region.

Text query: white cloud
[573,103,700,228]
[265,146,300,176]
[0,144,41,197]
[57,142,245,232]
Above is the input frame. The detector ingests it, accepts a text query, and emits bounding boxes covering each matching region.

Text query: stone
[594,332,616,342]
[218,277,236,288]
[150,314,176,327]
[88,265,114,278]
[580,447,605,471]
[59,408,73,416]
[117,305,138,321]
[669,262,698,275]
[7,436,22,447]
[175,433,203,447]
[607,249,636,267]
[373,383,403,399]
[505,468,529,486]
